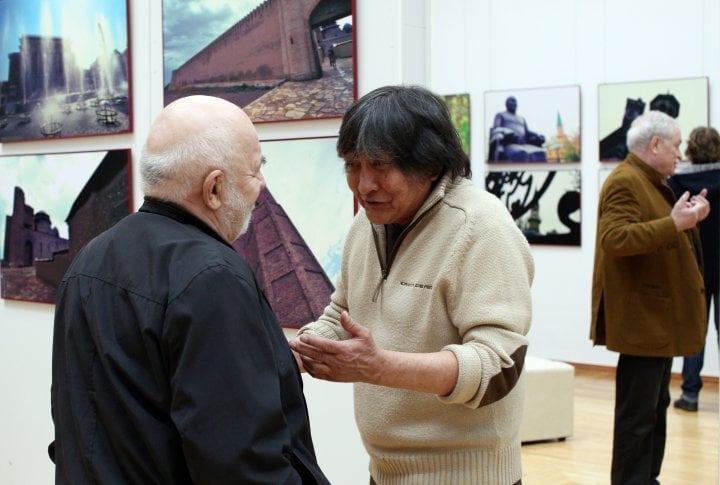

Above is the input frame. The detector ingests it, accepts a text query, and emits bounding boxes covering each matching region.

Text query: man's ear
[203,169,224,210]
[650,135,661,154]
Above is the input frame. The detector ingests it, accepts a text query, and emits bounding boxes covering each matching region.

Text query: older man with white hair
[50,95,329,484]
[591,110,710,484]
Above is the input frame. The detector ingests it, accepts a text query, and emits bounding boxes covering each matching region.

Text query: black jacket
[50,198,329,484]
[668,162,720,291]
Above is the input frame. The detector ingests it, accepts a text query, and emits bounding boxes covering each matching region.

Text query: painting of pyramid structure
[233,136,354,328]
[234,189,334,328]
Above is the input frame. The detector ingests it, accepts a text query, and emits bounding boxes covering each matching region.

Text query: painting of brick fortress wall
[169,0,323,89]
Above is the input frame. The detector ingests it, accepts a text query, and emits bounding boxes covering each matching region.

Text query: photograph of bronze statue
[485,85,580,164]
[489,96,547,162]
[598,77,709,161]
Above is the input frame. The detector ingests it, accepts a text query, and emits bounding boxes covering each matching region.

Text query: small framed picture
[441,93,471,157]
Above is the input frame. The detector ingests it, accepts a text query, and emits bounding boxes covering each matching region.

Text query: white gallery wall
[0,1,717,484]
[427,0,720,376]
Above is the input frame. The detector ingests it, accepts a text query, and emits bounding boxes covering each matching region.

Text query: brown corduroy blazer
[590,153,706,357]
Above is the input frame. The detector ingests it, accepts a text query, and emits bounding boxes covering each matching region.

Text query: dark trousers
[681,289,719,399]
[611,354,672,485]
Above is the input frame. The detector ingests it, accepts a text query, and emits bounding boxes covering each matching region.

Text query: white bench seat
[520,356,575,443]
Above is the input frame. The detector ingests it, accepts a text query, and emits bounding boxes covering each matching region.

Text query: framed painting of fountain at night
[0,0,132,143]
[233,136,354,328]
[162,0,357,124]
[0,149,132,304]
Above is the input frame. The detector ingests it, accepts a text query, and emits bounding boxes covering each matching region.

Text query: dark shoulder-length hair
[685,126,720,164]
[337,85,471,180]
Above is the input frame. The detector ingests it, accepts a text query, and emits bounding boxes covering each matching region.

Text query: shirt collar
[139,196,233,248]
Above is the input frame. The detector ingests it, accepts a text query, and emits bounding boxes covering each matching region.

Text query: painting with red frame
[0,0,132,143]
[0,150,132,303]
[162,0,357,124]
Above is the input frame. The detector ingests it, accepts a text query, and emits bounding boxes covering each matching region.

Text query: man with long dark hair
[291,85,534,484]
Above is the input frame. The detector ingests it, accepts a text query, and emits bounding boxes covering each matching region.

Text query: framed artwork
[0,0,132,143]
[485,85,581,164]
[598,76,709,161]
[162,0,357,124]
[0,150,132,303]
[233,136,354,328]
[485,169,581,246]
[441,93,471,157]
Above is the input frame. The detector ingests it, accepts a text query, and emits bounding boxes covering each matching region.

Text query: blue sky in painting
[162,0,352,86]
[0,0,128,83]
[162,0,264,86]
[259,137,354,285]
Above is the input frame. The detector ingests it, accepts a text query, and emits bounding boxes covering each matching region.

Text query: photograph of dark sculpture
[597,77,709,161]
[485,169,581,246]
[598,95,681,161]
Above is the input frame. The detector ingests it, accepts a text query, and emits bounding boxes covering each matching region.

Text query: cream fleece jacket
[299,176,534,484]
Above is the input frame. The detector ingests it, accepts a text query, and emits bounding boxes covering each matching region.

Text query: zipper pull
[372,276,383,302]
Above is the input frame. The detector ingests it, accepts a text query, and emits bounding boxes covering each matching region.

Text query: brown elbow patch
[479,346,527,406]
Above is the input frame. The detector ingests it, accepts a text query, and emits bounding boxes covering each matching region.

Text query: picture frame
[441,93,471,157]
[484,85,581,164]
[162,0,357,124]
[0,150,133,303]
[485,168,581,246]
[598,76,709,161]
[233,136,354,328]
[0,0,132,143]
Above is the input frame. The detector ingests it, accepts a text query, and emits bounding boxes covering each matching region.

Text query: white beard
[223,183,252,241]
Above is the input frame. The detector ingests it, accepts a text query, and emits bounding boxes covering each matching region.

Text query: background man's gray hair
[626,110,679,153]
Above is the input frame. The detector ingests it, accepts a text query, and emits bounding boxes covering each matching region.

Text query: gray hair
[626,110,679,152]
[140,126,236,202]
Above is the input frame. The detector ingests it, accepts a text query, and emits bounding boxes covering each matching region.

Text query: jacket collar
[139,196,234,248]
[409,174,457,224]
[624,152,669,188]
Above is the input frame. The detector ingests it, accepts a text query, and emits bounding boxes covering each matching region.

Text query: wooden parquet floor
[521,365,719,484]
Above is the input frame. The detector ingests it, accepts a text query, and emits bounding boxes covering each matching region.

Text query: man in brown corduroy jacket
[591,110,710,484]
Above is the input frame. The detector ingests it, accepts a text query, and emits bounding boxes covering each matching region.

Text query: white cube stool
[520,356,575,443]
